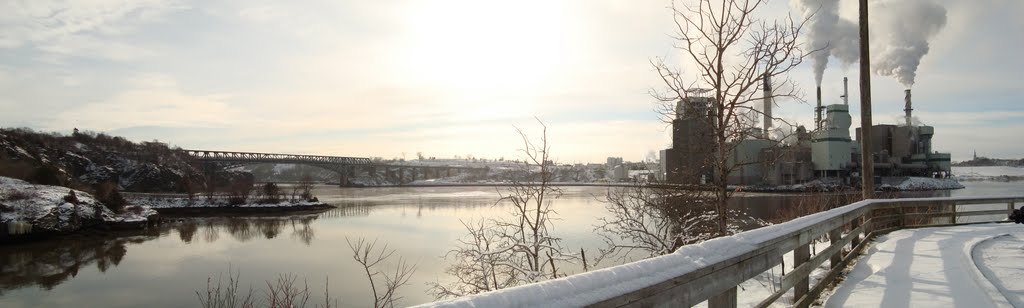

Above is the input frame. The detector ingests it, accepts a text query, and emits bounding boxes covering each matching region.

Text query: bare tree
[298,174,315,201]
[428,220,514,298]
[594,178,765,264]
[429,118,577,299]
[652,0,811,236]
[346,237,416,308]
[493,118,575,282]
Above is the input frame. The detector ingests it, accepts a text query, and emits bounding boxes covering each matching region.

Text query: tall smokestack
[815,86,823,129]
[763,76,772,139]
[904,89,913,126]
[843,77,849,105]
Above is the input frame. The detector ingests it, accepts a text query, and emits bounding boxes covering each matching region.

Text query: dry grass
[197,268,339,308]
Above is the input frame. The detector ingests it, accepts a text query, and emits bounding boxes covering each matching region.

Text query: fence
[418,196,1023,308]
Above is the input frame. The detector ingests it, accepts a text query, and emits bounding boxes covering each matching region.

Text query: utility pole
[859,0,874,199]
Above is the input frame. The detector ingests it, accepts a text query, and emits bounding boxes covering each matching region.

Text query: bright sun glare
[405,0,572,117]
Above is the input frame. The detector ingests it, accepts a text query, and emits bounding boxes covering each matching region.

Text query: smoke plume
[795,0,858,86]
[796,0,839,86]
[870,0,947,87]
[794,0,946,88]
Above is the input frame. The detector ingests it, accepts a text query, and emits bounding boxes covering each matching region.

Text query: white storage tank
[811,104,853,171]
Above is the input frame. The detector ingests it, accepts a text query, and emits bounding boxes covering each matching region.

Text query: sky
[1,0,1022,163]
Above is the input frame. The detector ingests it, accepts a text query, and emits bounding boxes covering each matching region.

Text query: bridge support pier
[339,166,356,187]
[447,168,452,177]
[399,168,406,185]
[202,161,217,194]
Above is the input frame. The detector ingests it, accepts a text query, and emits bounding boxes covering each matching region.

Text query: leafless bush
[428,220,516,298]
[196,267,255,308]
[594,181,765,264]
[259,182,282,204]
[196,268,340,308]
[346,237,417,308]
[3,188,34,202]
[298,175,315,201]
[263,274,310,308]
[227,183,254,206]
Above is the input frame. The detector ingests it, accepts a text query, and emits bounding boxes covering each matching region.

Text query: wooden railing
[418,196,1023,308]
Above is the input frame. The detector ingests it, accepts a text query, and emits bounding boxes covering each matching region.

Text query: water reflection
[167,215,322,245]
[0,233,158,294]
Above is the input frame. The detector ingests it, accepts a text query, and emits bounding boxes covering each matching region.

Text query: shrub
[95,181,127,213]
[3,189,33,201]
[261,182,281,203]
[0,159,35,181]
[31,164,66,186]
[63,189,80,204]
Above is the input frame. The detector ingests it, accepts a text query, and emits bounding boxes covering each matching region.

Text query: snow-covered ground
[823,223,1024,307]
[0,176,157,234]
[880,177,965,190]
[128,196,327,209]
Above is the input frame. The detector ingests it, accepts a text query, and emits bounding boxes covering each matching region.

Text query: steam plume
[870,0,947,87]
[795,0,946,88]
[796,0,858,86]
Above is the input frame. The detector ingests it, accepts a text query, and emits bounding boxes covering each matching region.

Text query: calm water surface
[1,182,1021,307]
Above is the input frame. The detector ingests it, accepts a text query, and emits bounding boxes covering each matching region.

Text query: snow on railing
[415,195,1024,308]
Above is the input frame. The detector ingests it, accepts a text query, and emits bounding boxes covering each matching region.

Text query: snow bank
[880,177,964,190]
[0,176,158,233]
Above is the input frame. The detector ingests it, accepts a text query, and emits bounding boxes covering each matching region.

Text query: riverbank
[127,196,336,216]
[0,177,160,243]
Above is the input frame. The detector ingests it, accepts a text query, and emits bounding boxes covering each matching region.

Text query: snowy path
[824,223,1024,308]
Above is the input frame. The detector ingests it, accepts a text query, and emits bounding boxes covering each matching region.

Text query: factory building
[664,89,716,184]
[663,77,952,187]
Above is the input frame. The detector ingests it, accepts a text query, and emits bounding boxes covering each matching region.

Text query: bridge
[180,149,488,186]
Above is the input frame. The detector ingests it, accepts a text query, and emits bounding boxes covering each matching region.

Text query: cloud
[0,0,186,61]
[52,74,241,131]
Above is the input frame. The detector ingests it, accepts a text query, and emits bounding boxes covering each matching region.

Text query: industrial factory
[662,77,952,187]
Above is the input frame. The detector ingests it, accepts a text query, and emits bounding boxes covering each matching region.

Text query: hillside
[0,128,243,193]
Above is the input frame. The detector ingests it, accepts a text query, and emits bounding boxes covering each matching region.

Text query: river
[1,181,1021,307]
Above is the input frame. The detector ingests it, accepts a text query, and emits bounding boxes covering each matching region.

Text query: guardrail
[418,196,1023,308]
